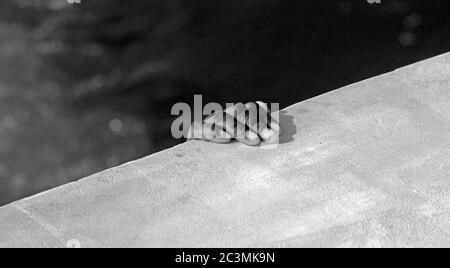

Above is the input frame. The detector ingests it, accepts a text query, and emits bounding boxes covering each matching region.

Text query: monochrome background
[0,0,449,205]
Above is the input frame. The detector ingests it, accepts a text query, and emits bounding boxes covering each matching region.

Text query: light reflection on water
[0,19,150,205]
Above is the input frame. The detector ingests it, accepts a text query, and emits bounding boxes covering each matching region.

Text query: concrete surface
[2,53,450,248]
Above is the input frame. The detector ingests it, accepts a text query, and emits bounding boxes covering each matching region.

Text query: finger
[244,102,262,132]
[224,103,259,133]
[203,122,233,143]
[224,102,280,144]
[204,111,261,146]
[255,101,281,128]
[187,121,232,144]
[255,101,282,143]
[238,130,260,146]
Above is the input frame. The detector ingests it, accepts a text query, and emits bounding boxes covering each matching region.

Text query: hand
[187,101,281,146]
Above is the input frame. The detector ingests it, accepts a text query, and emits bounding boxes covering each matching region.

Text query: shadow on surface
[279,110,297,144]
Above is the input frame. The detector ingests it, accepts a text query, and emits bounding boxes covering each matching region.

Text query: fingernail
[246,130,258,141]
[264,130,279,144]
[260,128,275,140]
[241,131,260,146]
[270,122,281,133]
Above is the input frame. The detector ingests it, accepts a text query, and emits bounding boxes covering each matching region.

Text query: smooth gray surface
[1,53,450,248]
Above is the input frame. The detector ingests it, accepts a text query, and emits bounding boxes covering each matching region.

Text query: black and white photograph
[0,0,450,252]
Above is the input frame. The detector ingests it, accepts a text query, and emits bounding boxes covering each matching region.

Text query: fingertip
[237,131,261,146]
[256,101,268,111]
[270,121,282,135]
[259,127,281,144]
[263,134,279,144]
[260,128,274,140]
[247,130,258,140]
[245,102,257,109]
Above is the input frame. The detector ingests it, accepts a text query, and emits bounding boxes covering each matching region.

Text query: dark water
[0,0,449,205]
